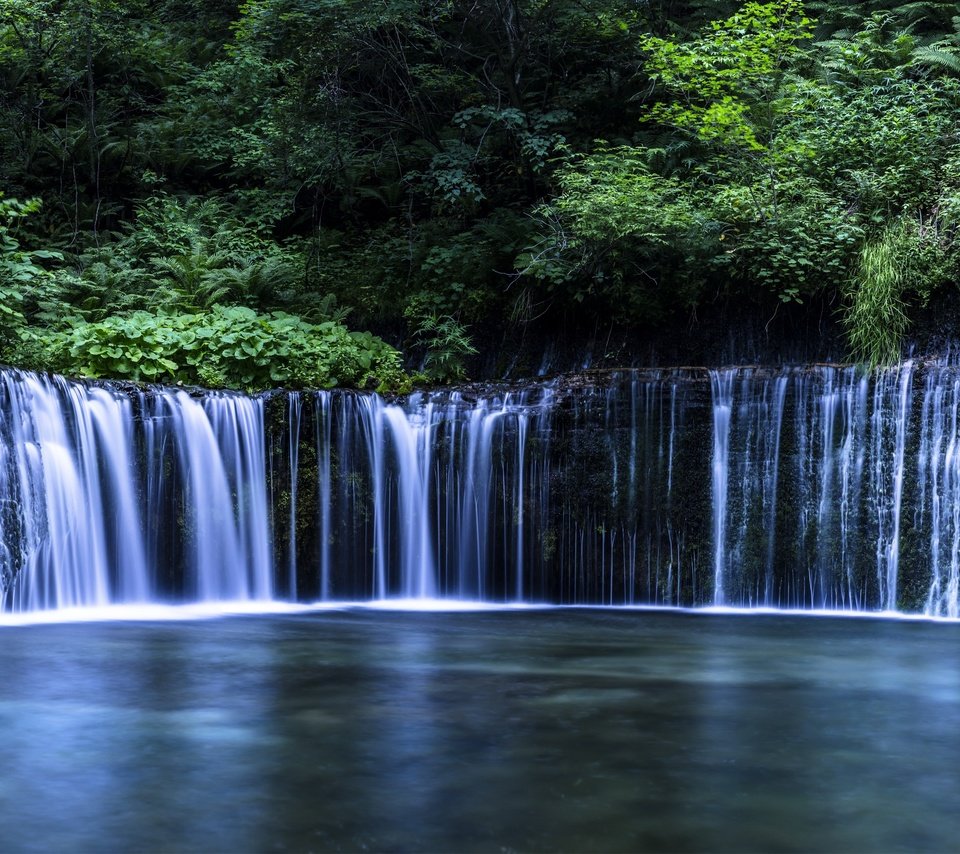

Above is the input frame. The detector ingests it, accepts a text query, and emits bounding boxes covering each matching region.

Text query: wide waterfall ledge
[2,361,959,618]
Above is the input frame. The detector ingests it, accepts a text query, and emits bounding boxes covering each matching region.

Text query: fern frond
[911,44,960,73]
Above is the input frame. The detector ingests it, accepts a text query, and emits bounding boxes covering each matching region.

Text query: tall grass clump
[844,225,911,368]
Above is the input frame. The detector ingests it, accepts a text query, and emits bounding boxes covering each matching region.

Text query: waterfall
[919,364,960,618]
[710,371,734,605]
[287,393,302,599]
[4,362,960,614]
[0,371,272,610]
[705,365,919,610]
[0,372,148,610]
[314,392,333,600]
[305,388,549,601]
[862,363,909,610]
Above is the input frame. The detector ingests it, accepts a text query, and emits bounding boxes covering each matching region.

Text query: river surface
[1,607,958,852]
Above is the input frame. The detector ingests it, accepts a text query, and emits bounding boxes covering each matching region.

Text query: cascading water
[0,370,272,610]
[705,364,918,610]
[3,362,960,615]
[0,372,149,609]
[301,388,554,601]
[710,372,734,605]
[917,363,960,618]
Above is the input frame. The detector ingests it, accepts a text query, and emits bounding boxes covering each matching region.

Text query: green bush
[777,77,959,220]
[709,177,863,304]
[0,196,62,360]
[43,305,406,392]
[844,228,910,367]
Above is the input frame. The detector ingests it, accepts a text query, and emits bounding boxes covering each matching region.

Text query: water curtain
[1,364,958,615]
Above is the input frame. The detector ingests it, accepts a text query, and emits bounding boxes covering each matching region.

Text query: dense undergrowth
[2,1,960,388]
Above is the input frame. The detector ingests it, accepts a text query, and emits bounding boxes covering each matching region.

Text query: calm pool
[1,608,958,852]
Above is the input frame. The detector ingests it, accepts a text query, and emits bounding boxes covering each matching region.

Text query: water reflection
[0,610,958,852]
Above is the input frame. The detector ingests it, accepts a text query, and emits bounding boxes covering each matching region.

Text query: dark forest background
[2,1,960,388]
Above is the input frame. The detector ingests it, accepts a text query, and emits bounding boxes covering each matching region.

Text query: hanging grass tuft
[844,226,912,368]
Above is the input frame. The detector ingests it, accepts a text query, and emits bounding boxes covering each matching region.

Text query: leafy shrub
[546,146,697,247]
[0,196,62,359]
[777,77,959,220]
[44,305,406,392]
[709,178,863,304]
[522,145,717,319]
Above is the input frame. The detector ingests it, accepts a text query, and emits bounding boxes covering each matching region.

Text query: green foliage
[844,217,952,366]
[44,305,406,391]
[310,210,532,336]
[533,2,960,337]
[549,147,697,246]
[844,227,911,367]
[4,0,960,380]
[777,77,959,218]
[29,191,322,329]
[0,196,61,357]
[408,314,478,383]
[640,0,813,151]
[709,177,863,303]
[523,145,714,317]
